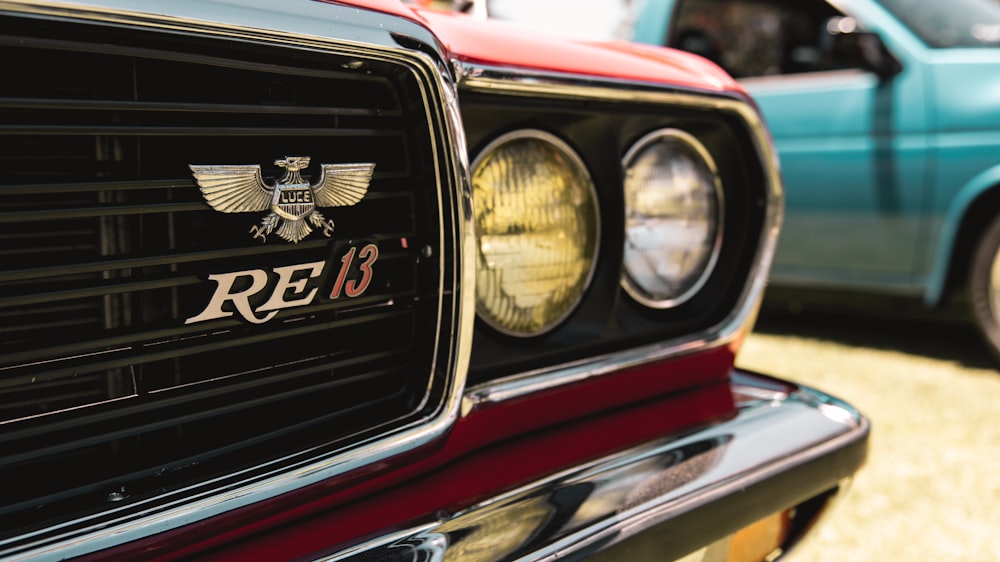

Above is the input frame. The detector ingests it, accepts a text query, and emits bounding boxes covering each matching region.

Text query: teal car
[484,0,1000,358]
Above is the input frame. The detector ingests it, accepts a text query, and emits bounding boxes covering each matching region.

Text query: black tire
[968,213,1000,362]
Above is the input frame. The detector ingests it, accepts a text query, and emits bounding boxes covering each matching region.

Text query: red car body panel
[325,1,741,94]
[84,344,740,561]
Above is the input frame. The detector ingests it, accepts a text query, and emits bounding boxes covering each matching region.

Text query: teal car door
[745,61,928,290]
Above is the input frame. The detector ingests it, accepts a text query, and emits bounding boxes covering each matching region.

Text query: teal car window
[874,0,1000,48]
[670,0,849,78]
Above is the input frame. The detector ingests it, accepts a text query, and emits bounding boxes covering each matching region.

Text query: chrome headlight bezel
[470,129,601,337]
[621,128,725,309]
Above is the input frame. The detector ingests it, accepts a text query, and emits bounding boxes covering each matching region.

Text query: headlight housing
[622,128,723,308]
[471,130,600,336]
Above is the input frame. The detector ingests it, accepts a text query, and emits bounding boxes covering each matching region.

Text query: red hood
[330,1,742,94]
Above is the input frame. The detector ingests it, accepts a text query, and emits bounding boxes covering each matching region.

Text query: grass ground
[736,310,1000,561]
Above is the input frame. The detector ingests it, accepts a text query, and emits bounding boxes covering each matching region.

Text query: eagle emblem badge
[190,156,375,243]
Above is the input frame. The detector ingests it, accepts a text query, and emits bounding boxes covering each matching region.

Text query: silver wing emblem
[190,156,375,243]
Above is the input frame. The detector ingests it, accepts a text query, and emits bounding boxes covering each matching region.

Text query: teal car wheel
[969,213,1000,360]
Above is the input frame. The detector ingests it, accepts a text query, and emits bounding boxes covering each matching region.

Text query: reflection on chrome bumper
[323,370,869,561]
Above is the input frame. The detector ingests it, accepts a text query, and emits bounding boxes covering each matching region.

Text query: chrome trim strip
[0,2,475,560]
[323,375,869,561]
[459,63,784,412]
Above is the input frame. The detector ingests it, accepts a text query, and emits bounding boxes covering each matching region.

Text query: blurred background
[739,303,1000,561]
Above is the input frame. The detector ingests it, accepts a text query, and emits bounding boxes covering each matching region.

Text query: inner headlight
[471,130,599,336]
[622,129,723,308]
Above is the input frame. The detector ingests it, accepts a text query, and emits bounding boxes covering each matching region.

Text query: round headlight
[471,130,600,336]
[622,129,723,308]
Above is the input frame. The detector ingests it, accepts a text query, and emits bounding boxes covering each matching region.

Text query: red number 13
[330,243,378,299]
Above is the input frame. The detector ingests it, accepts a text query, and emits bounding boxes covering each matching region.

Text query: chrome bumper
[321,370,869,561]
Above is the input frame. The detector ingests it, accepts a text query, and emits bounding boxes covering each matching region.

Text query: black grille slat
[0,202,206,222]
[0,126,402,136]
[0,179,200,195]
[0,35,403,110]
[0,97,401,117]
[1,346,415,458]
[0,230,412,282]
[0,380,414,523]
[1,353,416,460]
[1,307,416,388]
[0,316,98,332]
[0,275,202,309]
[0,14,453,541]
[0,362,414,513]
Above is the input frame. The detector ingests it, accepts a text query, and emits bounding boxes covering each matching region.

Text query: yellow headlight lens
[471,130,599,336]
[622,129,723,308]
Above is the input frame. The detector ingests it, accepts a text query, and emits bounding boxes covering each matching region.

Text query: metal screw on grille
[106,487,128,502]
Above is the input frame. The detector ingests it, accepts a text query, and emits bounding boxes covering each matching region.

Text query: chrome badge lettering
[185,261,326,325]
[190,156,375,244]
[185,243,379,325]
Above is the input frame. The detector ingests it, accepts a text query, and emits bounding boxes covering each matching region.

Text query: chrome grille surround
[0,0,474,559]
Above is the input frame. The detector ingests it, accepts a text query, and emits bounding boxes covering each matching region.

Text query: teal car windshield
[876,0,1000,47]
